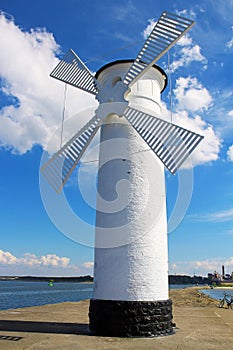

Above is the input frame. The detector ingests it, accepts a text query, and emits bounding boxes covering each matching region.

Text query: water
[201,288,233,301]
[169,284,195,290]
[0,281,93,310]
[0,281,202,311]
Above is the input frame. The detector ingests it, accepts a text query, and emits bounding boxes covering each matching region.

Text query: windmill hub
[95,60,132,104]
[95,60,167,121]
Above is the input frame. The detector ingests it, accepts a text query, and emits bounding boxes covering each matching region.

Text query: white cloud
[0,250,17,264]
[177,35,193,47]
[20,253,40,267]
[82,261,94,269]
[0,12,97,154]
[170,43,207,72]
[174,76,212,112]
[0,250,70,267]
[40,254,70,267]
[226,38,233,48]
[0,249,94,276]
[143,19,156,39]
[142,16,207,72]
[191,207,233,223]
[169,257,233,276]
[142,17,220,170]
[228,110,233,117]
[172,76,219,167]
[161,76,220,168]
[227,145,233,161]
[172,111,220,168]
[0,12,222,173]
[179,115,220,168]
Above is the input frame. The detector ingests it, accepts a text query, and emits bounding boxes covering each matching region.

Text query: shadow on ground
[0,320,89,335]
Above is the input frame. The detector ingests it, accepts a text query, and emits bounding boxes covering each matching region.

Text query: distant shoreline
[0,274,209,285]
[1,275,232,287]
[0,275,94,283]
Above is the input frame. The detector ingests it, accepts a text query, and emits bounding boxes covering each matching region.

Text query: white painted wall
[93,62,169,301]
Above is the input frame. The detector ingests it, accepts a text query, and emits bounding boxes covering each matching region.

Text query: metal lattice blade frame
[124,12,194,87]
[41,115,101,193]
[50,49,98,95]
[123,107,203,174]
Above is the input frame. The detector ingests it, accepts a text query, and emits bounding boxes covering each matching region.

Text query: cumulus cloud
[227,145,233,161]
[162,76,221,168]
[0,249,94,276]
[177,35,193,47]
[170,36,207,72]
[161,76,220,168]
[142,18,207,72]
[0,11,221,173]
[82,261,94,269]
[0,250,70,267]
[0,250,17,264]
[170,44,207,72]
[41,254,70,267]
[174,113,220,168]
[143,19,156,39]
[174,76,212,112]
[142,17,220,169]
[169,257,233,276]
[0,12,97,154]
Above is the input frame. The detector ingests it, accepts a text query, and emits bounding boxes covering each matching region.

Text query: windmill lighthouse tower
[89,61,171,337]
[41,12,203,337]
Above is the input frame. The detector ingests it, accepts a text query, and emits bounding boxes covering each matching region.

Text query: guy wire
[167,51,173,123]
[60,84,67,149]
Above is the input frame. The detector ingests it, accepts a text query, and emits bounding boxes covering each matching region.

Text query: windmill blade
[41,115,101,193]
[123,107,203,174]
[50,49,98,95]
[124,12,194,87]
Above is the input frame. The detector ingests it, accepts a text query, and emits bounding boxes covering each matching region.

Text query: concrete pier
[0,287,232,349]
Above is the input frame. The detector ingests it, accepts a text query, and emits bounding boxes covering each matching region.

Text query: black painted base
[89,298,174,337]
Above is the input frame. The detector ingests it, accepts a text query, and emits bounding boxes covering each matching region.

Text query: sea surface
[0,281,224,311]
[200,288,233,302]
[0,281,93,310]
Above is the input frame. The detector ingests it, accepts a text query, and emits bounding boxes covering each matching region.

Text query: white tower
[41,12,203,337]
[89,61,171,336]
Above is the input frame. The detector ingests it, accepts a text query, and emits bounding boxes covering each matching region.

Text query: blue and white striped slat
[41,115,100,192]
[124,12,194,87]
[123,107,203,174]
[50,49,98,95]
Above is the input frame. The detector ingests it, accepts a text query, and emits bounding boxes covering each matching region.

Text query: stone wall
[89,298,174,337]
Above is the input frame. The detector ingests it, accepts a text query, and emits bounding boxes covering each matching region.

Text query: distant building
[222,265,225,279]
[207,273,214,281]
[207,266,233,286]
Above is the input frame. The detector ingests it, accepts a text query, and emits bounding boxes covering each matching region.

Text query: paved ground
[0,288,232,349]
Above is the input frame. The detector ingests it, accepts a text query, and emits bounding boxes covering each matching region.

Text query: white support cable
[167,51,173,123]
[60,84,67,149]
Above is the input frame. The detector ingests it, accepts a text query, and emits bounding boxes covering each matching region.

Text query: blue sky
[0,0,233,277]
